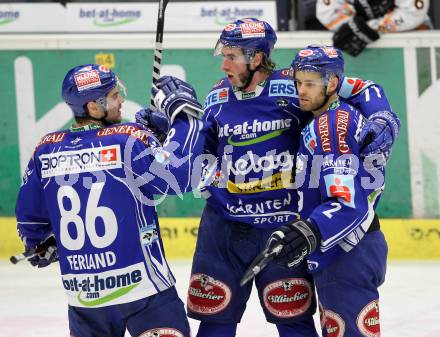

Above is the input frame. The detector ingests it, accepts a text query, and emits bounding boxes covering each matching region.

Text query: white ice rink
[1,260,439,337]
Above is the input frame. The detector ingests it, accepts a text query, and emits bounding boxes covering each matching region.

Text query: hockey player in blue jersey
[148,18,397,337]
[15,64,205,337]
[245,45,389,336]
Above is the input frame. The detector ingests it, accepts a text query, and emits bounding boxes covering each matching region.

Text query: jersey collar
[70,123,102,132]
[233,79,266,100]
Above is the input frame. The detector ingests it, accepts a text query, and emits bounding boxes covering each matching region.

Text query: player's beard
[300,87,328,113]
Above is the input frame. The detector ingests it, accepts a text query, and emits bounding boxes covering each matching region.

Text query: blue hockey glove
[240,219,320,286]
[135,107,170,142]
[360,110,400,165]
[152,76,203,123]
[26,235,59,268]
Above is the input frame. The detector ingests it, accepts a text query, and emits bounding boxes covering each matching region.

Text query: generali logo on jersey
[39,145,122,178]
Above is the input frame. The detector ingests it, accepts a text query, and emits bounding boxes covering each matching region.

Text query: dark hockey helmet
[213,18,277,59]
[291,45,345,86]
[61,64,122,118]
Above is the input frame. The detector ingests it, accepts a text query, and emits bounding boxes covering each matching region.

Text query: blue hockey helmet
[291,45,344,85]
[214,18,277,59]
[61,64,119,118]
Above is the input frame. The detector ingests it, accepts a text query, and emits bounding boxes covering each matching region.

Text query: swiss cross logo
[101,148,117,162]
[74,70,101,91]
[240,22,265,38]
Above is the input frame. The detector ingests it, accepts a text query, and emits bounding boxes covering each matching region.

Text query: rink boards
[1,217,439,260]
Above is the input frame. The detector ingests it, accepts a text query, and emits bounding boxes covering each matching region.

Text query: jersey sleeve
[368,0,431,32]
[340,78,400,126]
[307,109,381,253]
[316,0,355,31]
[129,115,204,198]
[15,153,52,248]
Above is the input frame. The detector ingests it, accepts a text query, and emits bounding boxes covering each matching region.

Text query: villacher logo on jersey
[40,145,122,178]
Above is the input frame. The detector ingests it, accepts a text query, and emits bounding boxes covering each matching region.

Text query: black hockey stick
[150,0,169,109]
[10,249,36,264]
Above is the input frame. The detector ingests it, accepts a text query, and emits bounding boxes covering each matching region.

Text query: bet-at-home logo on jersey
[219,118,292,146]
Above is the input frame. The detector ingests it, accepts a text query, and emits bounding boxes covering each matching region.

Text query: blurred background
[0,2,439,335]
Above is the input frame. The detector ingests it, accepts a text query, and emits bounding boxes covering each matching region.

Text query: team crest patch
[356,300,381,337]
[263,278,312,318]
[187,274,231,315]
[323,309,346,337]
[138,328,184,337]
[140,223,158,246]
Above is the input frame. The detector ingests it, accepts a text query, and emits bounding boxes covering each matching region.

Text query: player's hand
[135,108,170,142]
[360,110,400,165]
[353,0,394,20]
[273,219,321,269]
[152,76,203,123]
[240,219,321,285]
[333,15,380,57]
[26,235,59,268]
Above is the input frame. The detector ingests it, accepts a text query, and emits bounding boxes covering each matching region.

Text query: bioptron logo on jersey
[40,145,122,178]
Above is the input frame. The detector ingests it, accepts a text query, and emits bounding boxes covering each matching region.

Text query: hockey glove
[333,15,380,57]
[240,219,321,286]
[353,0,394,20]
[273,219,321,269]
[26,235,59,268]
[152,76,203,123]
[135,108,170,142]
[360,110,401,165]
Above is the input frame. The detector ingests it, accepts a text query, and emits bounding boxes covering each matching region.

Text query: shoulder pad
[339,77,375,99]
[96,122,154,147]
[35,131,67,149]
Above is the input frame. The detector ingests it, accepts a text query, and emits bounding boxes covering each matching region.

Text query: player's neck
[241,70,269,93]
[312,94,339,117]
[72,118,105,129]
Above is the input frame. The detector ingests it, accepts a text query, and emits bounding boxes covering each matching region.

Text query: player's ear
[327,75,339,95]
[86,101,104,119]
[251,52,263,70]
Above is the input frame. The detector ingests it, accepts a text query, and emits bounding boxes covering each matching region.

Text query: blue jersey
[202,70,310,228]
[16,116,203,308]
[295,100,385,273]
[200,71,393,229]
